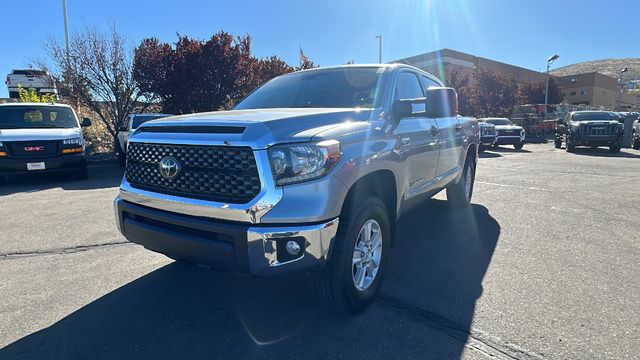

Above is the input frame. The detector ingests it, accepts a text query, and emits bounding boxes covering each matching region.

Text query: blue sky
[1,0,638,97]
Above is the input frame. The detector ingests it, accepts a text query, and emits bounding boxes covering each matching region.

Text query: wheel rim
[464,163,474,201]
[352,219,383,291]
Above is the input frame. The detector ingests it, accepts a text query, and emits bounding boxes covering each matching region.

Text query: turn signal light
[0,151,6,157]
[62,147,83,154]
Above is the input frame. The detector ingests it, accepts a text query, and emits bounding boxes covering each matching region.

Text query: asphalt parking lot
[0,143,638,360]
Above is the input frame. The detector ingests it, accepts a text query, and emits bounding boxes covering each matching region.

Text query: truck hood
[570,121,619,126]
[494,125,523,131]
[133,108,372,149]
[0,128,82,142]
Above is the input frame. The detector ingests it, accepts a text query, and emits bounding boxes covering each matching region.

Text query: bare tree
[46,25,152,144]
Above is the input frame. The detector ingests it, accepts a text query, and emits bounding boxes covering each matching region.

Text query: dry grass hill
[551,58,640,81]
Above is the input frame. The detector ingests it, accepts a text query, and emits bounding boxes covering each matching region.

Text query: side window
[395,72,425,113]
[395,72,424,100]
[420,76,440,92]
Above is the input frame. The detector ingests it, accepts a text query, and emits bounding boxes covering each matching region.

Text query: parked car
[477,120,496,152]
[554,111,624,153]
[0,103,92,185]
[5,69,57,99]
[632,117,640,150]
[116,113,172,166]
[113,64,480,313]
[482,117,525,150]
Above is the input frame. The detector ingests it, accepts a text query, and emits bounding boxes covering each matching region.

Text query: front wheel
[514,141,524,150]
[311,197,391,314]
[446,155,476,208]
[609,144,621,153]
[554,138,562,149]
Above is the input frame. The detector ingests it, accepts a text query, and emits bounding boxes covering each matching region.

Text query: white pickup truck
[5,69,58,99]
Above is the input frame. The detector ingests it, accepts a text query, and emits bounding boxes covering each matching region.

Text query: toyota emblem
[158,156,181,180]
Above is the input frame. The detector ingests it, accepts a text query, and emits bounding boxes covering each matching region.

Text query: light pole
[62,0,70,67]
[617,67,628,111]
[375,35,382,64]
[544,54,559,118]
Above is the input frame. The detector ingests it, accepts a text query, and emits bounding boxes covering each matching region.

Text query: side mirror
[81,118,92,127]
[391,99,416,121]
[426,87,458,119]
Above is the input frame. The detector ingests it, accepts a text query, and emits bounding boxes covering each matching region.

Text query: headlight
[268,140,341,186]
[0,141,3,147]
[63,137,83,146]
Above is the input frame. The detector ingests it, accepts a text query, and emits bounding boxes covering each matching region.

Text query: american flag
[299,46,309,64]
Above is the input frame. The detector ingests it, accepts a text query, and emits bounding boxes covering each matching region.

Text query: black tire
[566,138,576,153]
[446,154,476,208]
[310,197,391,314]
[609,144,621,153]
[554,138,562,149]
[478,146,485,153]
[8,91,19,99]
[514,141,524,150]
[632,134,640,150]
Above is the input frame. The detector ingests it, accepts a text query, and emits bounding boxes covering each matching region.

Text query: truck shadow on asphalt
[564,148,640,158]
[0,200,500,360]
[0,164,123,196]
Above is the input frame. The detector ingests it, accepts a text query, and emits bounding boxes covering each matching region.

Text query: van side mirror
[81,118,92,127]
[426,87,458,119]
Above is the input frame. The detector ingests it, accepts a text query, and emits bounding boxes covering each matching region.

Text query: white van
[0,103,92,185]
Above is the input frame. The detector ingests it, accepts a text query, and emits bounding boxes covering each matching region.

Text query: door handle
[455,124,463,133]
[430,126,440,136]
[401,137,411,146]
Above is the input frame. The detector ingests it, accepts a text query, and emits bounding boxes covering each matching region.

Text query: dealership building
[394,48,638,110]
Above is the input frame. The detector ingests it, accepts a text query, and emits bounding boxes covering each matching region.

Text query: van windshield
[0,106,78,129]
[234,67,386,110]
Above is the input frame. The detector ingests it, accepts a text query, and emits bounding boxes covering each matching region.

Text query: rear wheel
[609,144,621,153]
[311,197,390,314]
[446,154,476,208]
[632,133,640,150]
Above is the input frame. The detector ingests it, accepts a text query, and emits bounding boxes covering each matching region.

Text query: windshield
[485,118,512,126]
[572,112,613,121]
[235,67,386,110]
[0,106,78,129]
[132,115,170,129]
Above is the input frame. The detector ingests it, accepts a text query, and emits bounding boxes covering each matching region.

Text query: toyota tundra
[113,64,480,313]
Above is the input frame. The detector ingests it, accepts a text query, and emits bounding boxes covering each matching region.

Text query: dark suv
[555,111,624,153]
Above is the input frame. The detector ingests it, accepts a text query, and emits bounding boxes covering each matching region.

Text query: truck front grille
[580,124,616,136]
[7,140,61,158]
[480,127,494,136]
[125,143,261,204]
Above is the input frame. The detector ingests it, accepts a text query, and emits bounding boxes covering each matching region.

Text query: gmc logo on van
[24,146,45,152]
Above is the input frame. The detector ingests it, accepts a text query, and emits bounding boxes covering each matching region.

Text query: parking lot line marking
[475,181,552,192]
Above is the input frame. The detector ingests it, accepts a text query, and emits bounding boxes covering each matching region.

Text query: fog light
[285,240,301,255]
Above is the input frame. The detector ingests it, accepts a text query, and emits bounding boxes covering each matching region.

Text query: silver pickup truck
[114,64,480,313]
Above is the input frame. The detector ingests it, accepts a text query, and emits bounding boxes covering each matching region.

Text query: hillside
[551,58,640,80]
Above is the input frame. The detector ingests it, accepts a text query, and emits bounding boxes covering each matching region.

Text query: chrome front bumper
[115,197,339,276]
